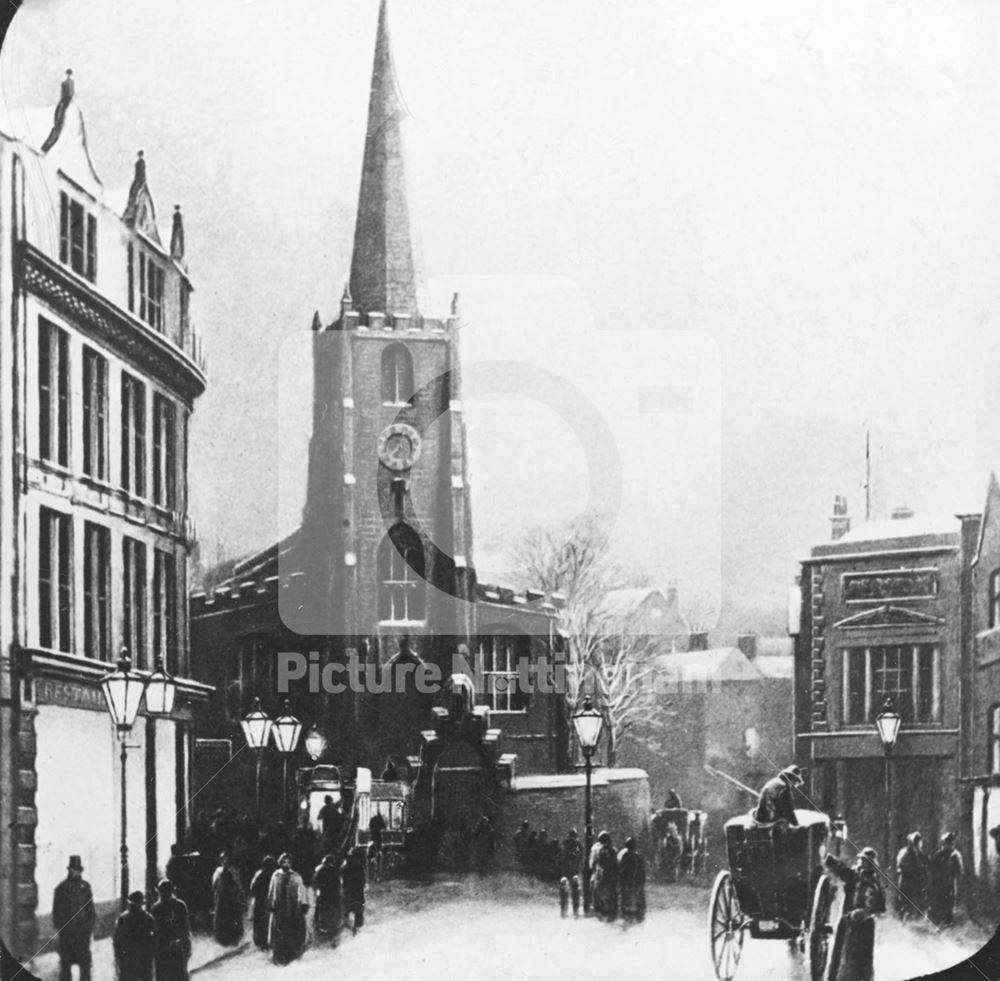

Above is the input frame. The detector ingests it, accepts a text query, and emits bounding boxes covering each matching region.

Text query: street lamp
[271,700,303,826]
[304,725,327,762]
[144,656,177,717]
[875,697,901,873]
[573,695,604,915]
[241,697,272,826]
[99,648,146,908]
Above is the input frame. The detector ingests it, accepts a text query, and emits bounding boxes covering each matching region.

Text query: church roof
[348,0,419,317]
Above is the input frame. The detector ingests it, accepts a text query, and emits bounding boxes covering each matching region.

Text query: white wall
[35,705,117,914]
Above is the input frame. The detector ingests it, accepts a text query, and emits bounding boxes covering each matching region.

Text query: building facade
[794,505,979,874]
[0,75,209,955]
[189,0,566,833]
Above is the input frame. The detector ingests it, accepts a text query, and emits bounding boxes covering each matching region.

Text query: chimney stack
[737,632,758,661]
[687,630,709,652]
[830,495,851,541]
[666,580,679,607]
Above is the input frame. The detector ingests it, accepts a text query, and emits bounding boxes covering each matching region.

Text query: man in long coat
[150,879,192,981]
[267,853,308,965]
[617,837,646,923]
[248,856,276,951]
[895,831,928,919]
[589,831,619,921]
[341,848,367,934]
[211,853,245,946]
[311,854,342,947]
[113,891,155,981]
[753,765,802,825]
[928,832,964,926]
[52,856,95,981]
[824,848,885,981]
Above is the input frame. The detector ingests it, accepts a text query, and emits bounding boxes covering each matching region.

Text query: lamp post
[99,648,147,908]
[875,697,901,873]
[573,695,605,915]
[271,700,303,827]
[241,698,273,827]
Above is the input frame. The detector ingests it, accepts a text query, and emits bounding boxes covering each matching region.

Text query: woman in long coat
[268,853,309,965]
[617,838,646,923]
[589,831,619,921]
[248,856,276,950]
[825,848,886,981]
[211,853,246,946]
[311,854,342,947]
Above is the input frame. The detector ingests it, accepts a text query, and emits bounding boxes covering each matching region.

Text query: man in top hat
[113,892,155,981]
[51,856,95,981]
[928,832,964,926]
[753,765,803,825]
[824,847,885,981]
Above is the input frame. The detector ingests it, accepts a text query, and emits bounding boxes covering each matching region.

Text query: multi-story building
[0,73,209,955]
[794,501,979,873]
[189,0,566,834]
[964,474,1000,913]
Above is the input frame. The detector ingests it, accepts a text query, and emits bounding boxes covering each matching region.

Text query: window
[479,635,529,713]
[152,394,177,508]
[38,319,69,467]
[38,507,72,652]
[123,537,147,666]
[121,373,146,496]
[82,347,108,481]
[83,522,110,660]
[377,523,426,622]
[990,570,1000,630]
[842,645,940,725]
[59,191,97,282]
[991,706,1000,776]
[139,252,165,331]
[381,344,414,404]
[153,549,178,673]
[226,636,275,716]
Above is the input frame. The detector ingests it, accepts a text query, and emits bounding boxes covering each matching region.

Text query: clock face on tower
[377,423,422,471]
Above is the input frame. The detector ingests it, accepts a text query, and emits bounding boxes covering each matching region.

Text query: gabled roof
[596,588,668,618]
[754,655,794,680]
[974,472,1000,566]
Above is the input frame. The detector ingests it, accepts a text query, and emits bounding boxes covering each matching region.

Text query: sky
[3,0,999,627]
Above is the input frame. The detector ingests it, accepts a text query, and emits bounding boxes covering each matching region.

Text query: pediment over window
[834,604,944,630]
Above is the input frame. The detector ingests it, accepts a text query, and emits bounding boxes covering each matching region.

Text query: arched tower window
[378,523,426,623]
[381,343,414,405]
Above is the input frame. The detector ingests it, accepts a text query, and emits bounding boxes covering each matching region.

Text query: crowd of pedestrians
[894,828,965,925]
[511,822,646,923]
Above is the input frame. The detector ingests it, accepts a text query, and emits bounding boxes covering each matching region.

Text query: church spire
[348,0,418,318]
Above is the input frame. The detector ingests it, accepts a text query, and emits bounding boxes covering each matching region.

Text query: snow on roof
[831,515,958,546]
[596,588,668,617]
[754,655,794,680]
[654,646,764,683]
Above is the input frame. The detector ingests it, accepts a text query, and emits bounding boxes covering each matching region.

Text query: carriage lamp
[272,700,303,828]
[99,648,146,910]
[573,695,605,915]
[305,724,327,761]
[144,655,177,717]
[875,698,901,753]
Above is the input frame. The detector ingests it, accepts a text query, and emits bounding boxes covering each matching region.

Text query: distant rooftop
[654,646,764,684]
[810,513,960,559]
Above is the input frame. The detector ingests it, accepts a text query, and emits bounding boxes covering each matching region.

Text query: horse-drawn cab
[710,808,838,981]
[651,807,708,879]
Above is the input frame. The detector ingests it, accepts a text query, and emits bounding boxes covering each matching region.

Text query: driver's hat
[780,764,804,785]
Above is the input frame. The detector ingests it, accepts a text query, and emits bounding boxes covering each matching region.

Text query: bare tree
[507,511,659,766]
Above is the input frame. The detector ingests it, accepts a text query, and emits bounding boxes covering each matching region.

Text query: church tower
[300,0,477,678]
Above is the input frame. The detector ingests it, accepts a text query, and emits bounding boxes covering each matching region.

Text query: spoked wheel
[709,870,745,981]
[807,873,835,981]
